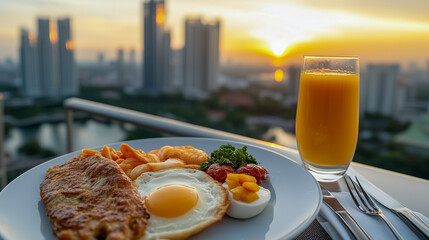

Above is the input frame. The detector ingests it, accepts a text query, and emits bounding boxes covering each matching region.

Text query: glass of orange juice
[296,56,359,182]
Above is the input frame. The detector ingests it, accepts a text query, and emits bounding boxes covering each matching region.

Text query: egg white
[223,183,271,219]
[135,168,228,240]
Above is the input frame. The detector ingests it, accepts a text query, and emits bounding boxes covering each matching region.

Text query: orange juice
[296,72,359,166]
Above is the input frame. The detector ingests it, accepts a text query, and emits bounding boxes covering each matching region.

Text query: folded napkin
[318,179,429,240]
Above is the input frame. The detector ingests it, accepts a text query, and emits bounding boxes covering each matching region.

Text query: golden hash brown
[40,155,149,240]
[150,146,209,165]
[80,144,209,180]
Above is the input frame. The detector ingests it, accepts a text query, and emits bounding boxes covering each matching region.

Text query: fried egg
[134,168,229,240]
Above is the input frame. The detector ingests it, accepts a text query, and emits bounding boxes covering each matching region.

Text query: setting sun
[269,41,288,58]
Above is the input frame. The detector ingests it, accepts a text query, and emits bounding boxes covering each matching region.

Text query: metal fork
[344,175,405,240]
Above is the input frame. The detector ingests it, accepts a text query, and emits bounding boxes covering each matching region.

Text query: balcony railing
[64,97,297,158]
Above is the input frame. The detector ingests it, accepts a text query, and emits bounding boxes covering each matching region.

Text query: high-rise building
[20,29,41,98]
[183,18,220,99]
[127,49,139,87]
[97,52,105,66]
[365,64,400,116]
[160,30,172,93]
[117,48,125,85]
[57,18,78,96]
[37,18,58,98]
[142,0,171,95]
[427,60,429,76]
[129,49,136,65]
[286,65,300,96]
[359,70,367,116]
[170,48,184,93]
[282,65,301,106]
[20,17,78,99]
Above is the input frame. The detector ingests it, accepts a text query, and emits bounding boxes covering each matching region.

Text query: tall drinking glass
[296,56,359,182]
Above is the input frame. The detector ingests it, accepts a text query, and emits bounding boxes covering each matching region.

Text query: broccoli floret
[199,144,257,171]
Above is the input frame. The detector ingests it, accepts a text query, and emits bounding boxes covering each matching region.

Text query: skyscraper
[128,49,139,87]
[20,28,41,97]
[160,30,172,93]
[57,18,78,96]
[97,52,105,66]
[365,64,400,116]
[117,48,125,85]
[19,17,78,99]
[286,65,300,97]
[183,18,220,99]
[170,48,184,93]
[142,0,171,95]
[282,65,301,106]
[37,18,58,98]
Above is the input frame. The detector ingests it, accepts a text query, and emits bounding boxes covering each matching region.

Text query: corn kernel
[230,186,245,201]
[226,178,240,190]
[242,182,260,192]
[241,191,259,203]
[226,173,240,182]
[238,174,257,184]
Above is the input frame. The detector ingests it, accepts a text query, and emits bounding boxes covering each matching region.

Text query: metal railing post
[0,94,6,188]
[66,108,74,153]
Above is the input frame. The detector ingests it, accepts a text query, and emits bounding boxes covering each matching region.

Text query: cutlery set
[321,175,429,240]
[320,185,373,240]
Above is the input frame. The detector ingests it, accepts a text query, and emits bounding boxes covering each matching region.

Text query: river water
[5,120,126,158]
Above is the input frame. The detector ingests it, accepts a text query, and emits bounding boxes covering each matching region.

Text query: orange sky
[1,0,429,68]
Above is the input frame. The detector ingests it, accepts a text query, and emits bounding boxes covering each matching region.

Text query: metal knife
[357,177,429,239]
[320,185,373,240]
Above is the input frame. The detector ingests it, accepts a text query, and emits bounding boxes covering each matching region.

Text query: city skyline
[1,0,429,68]
[19,17,78,98]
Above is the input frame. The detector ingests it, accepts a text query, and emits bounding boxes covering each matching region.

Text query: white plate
[0,137,322,240]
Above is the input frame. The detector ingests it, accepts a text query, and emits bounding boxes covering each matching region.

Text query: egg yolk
[145,184,199,218]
